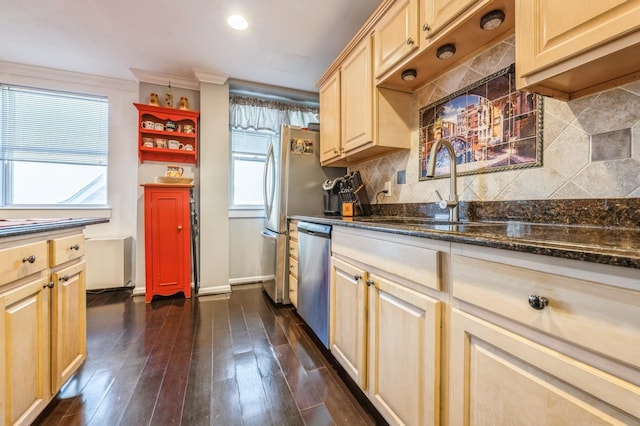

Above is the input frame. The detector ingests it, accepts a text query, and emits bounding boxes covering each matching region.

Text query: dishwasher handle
[297,222,331,239]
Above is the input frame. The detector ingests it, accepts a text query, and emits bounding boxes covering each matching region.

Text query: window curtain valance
[229,95,319,133]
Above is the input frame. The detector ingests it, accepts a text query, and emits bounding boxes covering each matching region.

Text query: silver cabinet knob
[422,23,430,32]
[43,281,54,289]
[353,275,362,282]
[22,255,36,263]
[70,244,80,250]
[407,38,414,45]
[366,279,374,287]
[528,295,549,310]
[59,275,70,282]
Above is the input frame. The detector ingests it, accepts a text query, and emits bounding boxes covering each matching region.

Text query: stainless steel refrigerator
[260,125,344,304]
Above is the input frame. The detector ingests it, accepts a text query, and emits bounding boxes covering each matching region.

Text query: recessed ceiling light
[227,15,248,31]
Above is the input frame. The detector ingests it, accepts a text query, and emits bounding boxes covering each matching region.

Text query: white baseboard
[197,284,232,296]
[229,275,273,286]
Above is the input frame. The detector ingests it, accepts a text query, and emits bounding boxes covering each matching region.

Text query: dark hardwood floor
[35,284,380,426]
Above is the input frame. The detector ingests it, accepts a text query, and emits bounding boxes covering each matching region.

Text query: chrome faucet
[426,138,459,222]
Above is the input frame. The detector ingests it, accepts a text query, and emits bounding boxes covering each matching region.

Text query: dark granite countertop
[291,215,640,269]
[0,217,109,238]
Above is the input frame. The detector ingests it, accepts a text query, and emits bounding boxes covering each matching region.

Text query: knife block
[342,202,355,217]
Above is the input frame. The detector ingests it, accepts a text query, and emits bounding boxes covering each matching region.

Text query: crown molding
[129,68,200,90]
[193,69,229,85]
[0,61,138,92]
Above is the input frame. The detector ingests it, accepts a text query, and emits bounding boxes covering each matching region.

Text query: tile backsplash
[353,36,640,204]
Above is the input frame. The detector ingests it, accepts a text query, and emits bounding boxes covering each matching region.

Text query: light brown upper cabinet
[373,0,515,91]
[341,37,375,155]
[421,0,479,38]
[319,72,342,164]
[516,0,640,100]
[318,35,412,167]
[374,0,420,77]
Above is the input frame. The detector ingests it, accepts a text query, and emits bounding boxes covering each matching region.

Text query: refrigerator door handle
[263,143,276,219]
[260,229,278,240]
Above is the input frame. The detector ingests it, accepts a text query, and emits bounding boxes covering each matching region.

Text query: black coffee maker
[322,177,344,215]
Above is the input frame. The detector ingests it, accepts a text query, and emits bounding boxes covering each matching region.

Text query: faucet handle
[435,190,457,209]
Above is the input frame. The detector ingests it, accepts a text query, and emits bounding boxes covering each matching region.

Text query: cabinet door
[329,257,368,389]
[422,0,478,37]
[319,72,342,164]
[368,273,441,425]
[516,0,640,78]
[144,187,192,302]
[51,261,86,393]
[449,309,640,425]
[1,275,51,426]
[374,0,419,77]
[341,36,373,153]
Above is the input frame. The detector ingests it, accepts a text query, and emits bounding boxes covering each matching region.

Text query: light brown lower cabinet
[329,226,640,425]
[50,261,86,393]
[449,243,640,425]
[1,230,87,426]
[330,227,444,426]
[288,220,299,307]
[449,309,640,425]
[0,273,51,426]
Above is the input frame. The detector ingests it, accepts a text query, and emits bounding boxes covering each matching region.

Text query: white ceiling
[0,0,382,93]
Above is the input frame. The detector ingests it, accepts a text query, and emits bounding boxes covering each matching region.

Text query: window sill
[0,206,111,220]
[229,208,265,219]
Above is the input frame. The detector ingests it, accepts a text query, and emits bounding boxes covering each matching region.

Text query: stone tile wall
[353,36,640,204]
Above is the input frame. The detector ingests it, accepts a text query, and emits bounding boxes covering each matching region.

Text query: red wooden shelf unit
[134,103,200,164]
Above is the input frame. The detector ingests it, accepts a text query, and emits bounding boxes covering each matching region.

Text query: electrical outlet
[384,181,391,196]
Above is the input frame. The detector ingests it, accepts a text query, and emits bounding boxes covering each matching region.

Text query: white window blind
[231,128,271,155]
[0,85,108,166]
[0,84,109,206]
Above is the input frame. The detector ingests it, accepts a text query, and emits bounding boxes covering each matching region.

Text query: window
[230,128,274,208]
[0,84,108,206]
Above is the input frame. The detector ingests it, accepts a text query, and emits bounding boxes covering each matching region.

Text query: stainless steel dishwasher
[296,221,331,348]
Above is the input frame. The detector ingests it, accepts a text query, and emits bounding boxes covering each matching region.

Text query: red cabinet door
[143,184,192,302]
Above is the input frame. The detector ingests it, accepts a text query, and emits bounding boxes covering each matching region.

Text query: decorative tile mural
[418,65,543,180]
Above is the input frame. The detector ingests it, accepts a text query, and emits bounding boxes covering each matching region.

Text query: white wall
[198,81,231,295]
[132,83,200,296]
[0,62,285,291]
[229,216,274,284]
[0,61,139,274]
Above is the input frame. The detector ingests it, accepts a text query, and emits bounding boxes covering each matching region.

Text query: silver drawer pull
[22,255,36,264]
[528,295,549,310]
[70,244,80,250]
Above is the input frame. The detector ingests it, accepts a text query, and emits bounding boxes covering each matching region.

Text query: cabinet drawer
[0,241,49,284]
[289,240,298,259]
[289,223,298,241]
[49,233,85,267]
[289,257,298,278]
[452,254,640,369]
[289,274,298,307]
[333,228,443,291]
